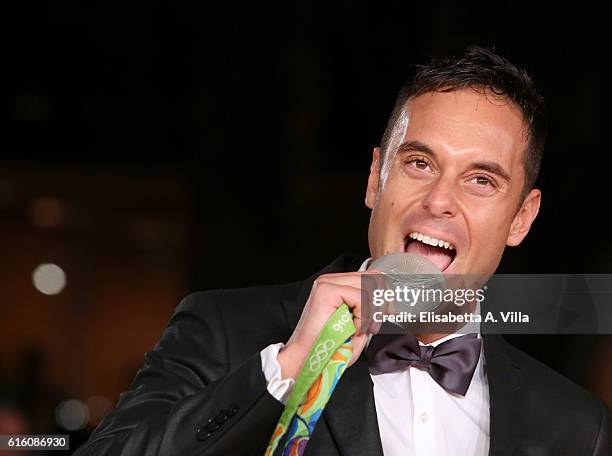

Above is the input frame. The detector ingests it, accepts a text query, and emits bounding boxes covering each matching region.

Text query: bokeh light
[32,263,66,295]
[55,399,89,431]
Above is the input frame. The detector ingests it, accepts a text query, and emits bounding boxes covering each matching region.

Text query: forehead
[402,89,528,167]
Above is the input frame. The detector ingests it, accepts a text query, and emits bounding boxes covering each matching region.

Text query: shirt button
[420,412,429,423]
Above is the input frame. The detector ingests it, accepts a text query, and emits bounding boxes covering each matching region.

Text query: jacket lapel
[483,334,524,456]
[322,352,384,456]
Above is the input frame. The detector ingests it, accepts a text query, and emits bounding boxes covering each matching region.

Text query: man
[75,47,611,455]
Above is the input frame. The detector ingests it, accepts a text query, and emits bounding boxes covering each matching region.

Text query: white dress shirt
[260,259,490,456]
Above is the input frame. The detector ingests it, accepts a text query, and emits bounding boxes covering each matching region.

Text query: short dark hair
[380,46,546,197]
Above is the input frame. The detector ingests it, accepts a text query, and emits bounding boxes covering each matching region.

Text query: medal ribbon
[264,303,356,456]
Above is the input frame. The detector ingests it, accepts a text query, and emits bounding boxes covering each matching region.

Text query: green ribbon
[265,303,356,456]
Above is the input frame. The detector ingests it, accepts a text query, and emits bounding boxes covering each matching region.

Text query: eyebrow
[397,140,434,156]
[469,161,511,182]
[397,140,512,182]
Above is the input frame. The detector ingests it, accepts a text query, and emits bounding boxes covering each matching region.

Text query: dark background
[2,2,611,452]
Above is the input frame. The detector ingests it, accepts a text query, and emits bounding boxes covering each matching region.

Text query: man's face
[365,88,541,276]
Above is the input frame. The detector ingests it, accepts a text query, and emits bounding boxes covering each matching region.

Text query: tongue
[405,241,453,271]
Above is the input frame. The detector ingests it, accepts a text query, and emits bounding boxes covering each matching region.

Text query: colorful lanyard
[265,303,356,456]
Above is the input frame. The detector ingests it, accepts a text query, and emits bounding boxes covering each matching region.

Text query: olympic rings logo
[308,339,335,371]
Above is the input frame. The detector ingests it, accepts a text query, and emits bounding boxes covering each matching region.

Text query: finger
[319,283,362,312]
[317,283,366,333]
[314,270,381,290]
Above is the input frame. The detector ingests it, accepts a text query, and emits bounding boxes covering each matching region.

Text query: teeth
[408,231,455,250]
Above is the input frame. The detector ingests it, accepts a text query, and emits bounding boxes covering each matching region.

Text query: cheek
[372,187,411,231]
[465,203,513,252]
[372,198,399,227]
[379,191,412,221]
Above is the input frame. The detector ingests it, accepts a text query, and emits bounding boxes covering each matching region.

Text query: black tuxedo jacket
[75,254,611,456]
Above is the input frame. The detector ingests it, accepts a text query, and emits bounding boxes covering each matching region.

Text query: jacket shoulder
[498,336,610,450]
[173,281,304,362]
[167,253,364,370]
[174,253,364,336]
[177,281,302,315]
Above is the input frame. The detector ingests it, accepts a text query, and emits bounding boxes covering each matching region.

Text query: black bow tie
[366,332,482,396]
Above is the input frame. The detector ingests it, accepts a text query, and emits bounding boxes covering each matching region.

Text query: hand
[277,271,377,380]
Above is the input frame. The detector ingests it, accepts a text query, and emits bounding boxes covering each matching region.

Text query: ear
[365,147,381,209]
[507,188,541,247]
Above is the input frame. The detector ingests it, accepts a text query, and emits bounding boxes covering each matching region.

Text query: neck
[415,333,449,344]
[415,298,479,344]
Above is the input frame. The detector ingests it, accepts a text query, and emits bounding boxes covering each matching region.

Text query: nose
[421,177,457,218]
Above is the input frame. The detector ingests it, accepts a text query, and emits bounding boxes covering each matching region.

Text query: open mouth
[404,231,457,272]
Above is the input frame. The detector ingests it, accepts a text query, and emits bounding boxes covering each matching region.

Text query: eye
[473,175,492,186]
[406,157,432,171]
[466,174,499,196]
[414,159,428,170]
